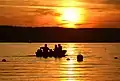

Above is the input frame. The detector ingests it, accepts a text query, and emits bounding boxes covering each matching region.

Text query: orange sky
[0,0,120,28]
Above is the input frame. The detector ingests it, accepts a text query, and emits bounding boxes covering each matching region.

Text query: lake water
[0,43,120,81]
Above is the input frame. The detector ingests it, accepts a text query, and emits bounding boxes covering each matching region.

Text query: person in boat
[54,44,58,52]
[49,49,53,57]
[36,49,42,57]
[53,44,58,57]
[42,44,49,53]
[58,44,62,52]
[40,44,49,57]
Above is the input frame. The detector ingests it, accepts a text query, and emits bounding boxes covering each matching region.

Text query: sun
[56,7,85,28]
[62,8,80,23]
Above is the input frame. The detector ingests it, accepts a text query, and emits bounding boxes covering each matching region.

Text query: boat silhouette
[35,49,67,58]
[77,54,83,62]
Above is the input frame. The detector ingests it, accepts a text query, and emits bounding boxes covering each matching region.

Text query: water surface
[0,43,120,81]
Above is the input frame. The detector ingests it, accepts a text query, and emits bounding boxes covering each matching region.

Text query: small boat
[2,59,6,62]
[66,58,70,60]
[114,57,118,59]
[77,54,83,62]
[36,50,67,58]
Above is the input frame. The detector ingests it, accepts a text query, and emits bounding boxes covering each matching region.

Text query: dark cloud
[104,0,120,4]
[104,0,120,9]
[34,8,61,16]
[77,0,120,4]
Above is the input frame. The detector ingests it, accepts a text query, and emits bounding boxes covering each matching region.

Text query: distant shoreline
[0,42,120,43]
[0,25,120,42]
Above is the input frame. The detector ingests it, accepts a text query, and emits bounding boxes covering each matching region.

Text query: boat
[35,49,67,58]
[2,59,6,62]
[77,54,83,62]
[66,58,70,60]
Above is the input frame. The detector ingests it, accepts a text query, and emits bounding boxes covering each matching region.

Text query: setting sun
[56,8,85,28]
[62,8,80,23]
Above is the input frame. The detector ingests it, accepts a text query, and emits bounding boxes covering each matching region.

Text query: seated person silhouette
[58,44,62,51]
[53,44,58,57]
[54,44,58,52]
[42,44,49,53]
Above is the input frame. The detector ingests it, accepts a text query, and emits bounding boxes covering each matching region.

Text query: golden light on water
[60,43,80,81]
[66,43,76,55]
[60,59,77,81]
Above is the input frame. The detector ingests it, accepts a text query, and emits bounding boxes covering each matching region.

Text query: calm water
[0,43,120,81]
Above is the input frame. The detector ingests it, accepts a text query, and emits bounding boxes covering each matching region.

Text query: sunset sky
[0,0,120,28]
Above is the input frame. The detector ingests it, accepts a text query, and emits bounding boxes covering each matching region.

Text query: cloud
[103,0,120,9]
[34,8,61,16]
[104,0,120,4]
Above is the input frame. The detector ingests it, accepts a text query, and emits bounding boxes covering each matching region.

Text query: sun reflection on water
[66,43,76,55]
[60,59,77,81]
[60,43,81,81]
